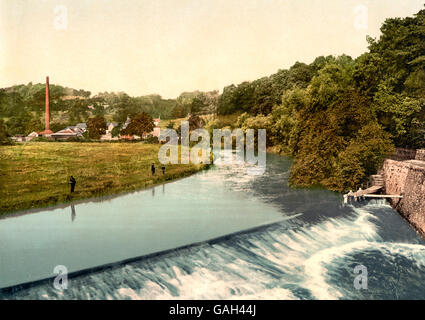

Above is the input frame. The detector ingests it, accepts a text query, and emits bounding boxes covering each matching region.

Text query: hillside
[0,83,218,136]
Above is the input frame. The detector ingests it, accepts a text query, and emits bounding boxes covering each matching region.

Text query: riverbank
[0,142,205,215]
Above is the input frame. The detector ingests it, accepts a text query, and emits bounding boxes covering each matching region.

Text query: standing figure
[69,176,76,193]
[151,163,156,175]
[161,165,165,175]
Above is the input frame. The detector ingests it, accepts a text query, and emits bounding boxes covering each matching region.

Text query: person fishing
[151,163,156,175]
[69,176,76,193]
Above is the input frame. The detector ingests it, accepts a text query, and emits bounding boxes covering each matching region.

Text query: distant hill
[0,82,218,135]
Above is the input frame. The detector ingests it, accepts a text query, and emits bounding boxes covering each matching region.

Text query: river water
[1,153,425,299]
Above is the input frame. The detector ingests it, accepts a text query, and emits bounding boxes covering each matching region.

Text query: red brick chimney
[38,76,53,136]
[45,76,50,131]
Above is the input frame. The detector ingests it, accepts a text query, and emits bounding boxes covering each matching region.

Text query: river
[1,153,425,299]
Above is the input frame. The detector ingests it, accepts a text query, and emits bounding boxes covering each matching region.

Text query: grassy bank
[0,142,204,215]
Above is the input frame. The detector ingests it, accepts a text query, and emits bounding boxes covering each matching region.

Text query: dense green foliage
[121,112,154,137]
[173,91,219,117]
[87,116,107,139]
[109,93,176,123]
[0,119,12,145]
[176,114,205,137]
[215,8,425,191]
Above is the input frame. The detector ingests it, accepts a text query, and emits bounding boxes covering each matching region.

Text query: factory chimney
[45,76,50,131]
[38,76,54,136]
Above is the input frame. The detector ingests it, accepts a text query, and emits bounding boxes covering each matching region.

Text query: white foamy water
[5,200,425,300]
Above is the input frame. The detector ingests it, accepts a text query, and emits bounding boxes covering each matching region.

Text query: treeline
[0,82,218,136]
[218,7,425,191]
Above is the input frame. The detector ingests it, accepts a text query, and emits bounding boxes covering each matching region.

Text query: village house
[11,131,39,142]
[100,122,119,141]
[12,115,159,143]
[152,118,161,138]
[26,131,39,141]
[50,126,85,141]
[75,123,87,132]
[10,135,26,142]
[119,117,137,140]
[122,117,131,131]
[107,122,118,133]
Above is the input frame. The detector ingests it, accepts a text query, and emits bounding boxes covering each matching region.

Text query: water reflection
[71,204,76,222]
[152,187,155,197]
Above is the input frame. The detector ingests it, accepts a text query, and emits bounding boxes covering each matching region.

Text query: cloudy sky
[0,0,423,98]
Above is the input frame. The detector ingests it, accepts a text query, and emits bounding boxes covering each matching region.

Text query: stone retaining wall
[389,148,417,161]
[381,159,425,236]
[416,149,425,161]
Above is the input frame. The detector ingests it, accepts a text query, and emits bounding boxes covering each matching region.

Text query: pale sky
[0,0,424,98]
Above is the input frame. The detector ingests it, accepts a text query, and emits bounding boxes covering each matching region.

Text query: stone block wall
[416,149,425,161]
[381,159,425,237]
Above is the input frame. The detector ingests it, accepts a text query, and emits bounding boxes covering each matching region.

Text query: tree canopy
[221,7,425,191]
[121,112,154,137]
[87,116,107,139]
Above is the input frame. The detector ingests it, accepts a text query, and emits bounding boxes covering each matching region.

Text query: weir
[0,164,285,290]
[343,183,403,203]
[0,218,291,294]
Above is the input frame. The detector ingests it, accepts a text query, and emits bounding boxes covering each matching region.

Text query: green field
[0,142,204,215]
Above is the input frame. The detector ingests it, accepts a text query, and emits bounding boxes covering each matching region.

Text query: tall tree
[0,120,11,145]
[87,116,107,139]
[122,112,154,137]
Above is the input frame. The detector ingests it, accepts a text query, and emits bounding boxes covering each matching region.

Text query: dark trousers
[70,183,76,193]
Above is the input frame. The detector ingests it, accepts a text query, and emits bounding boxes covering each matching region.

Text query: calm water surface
[1,153,425,299]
